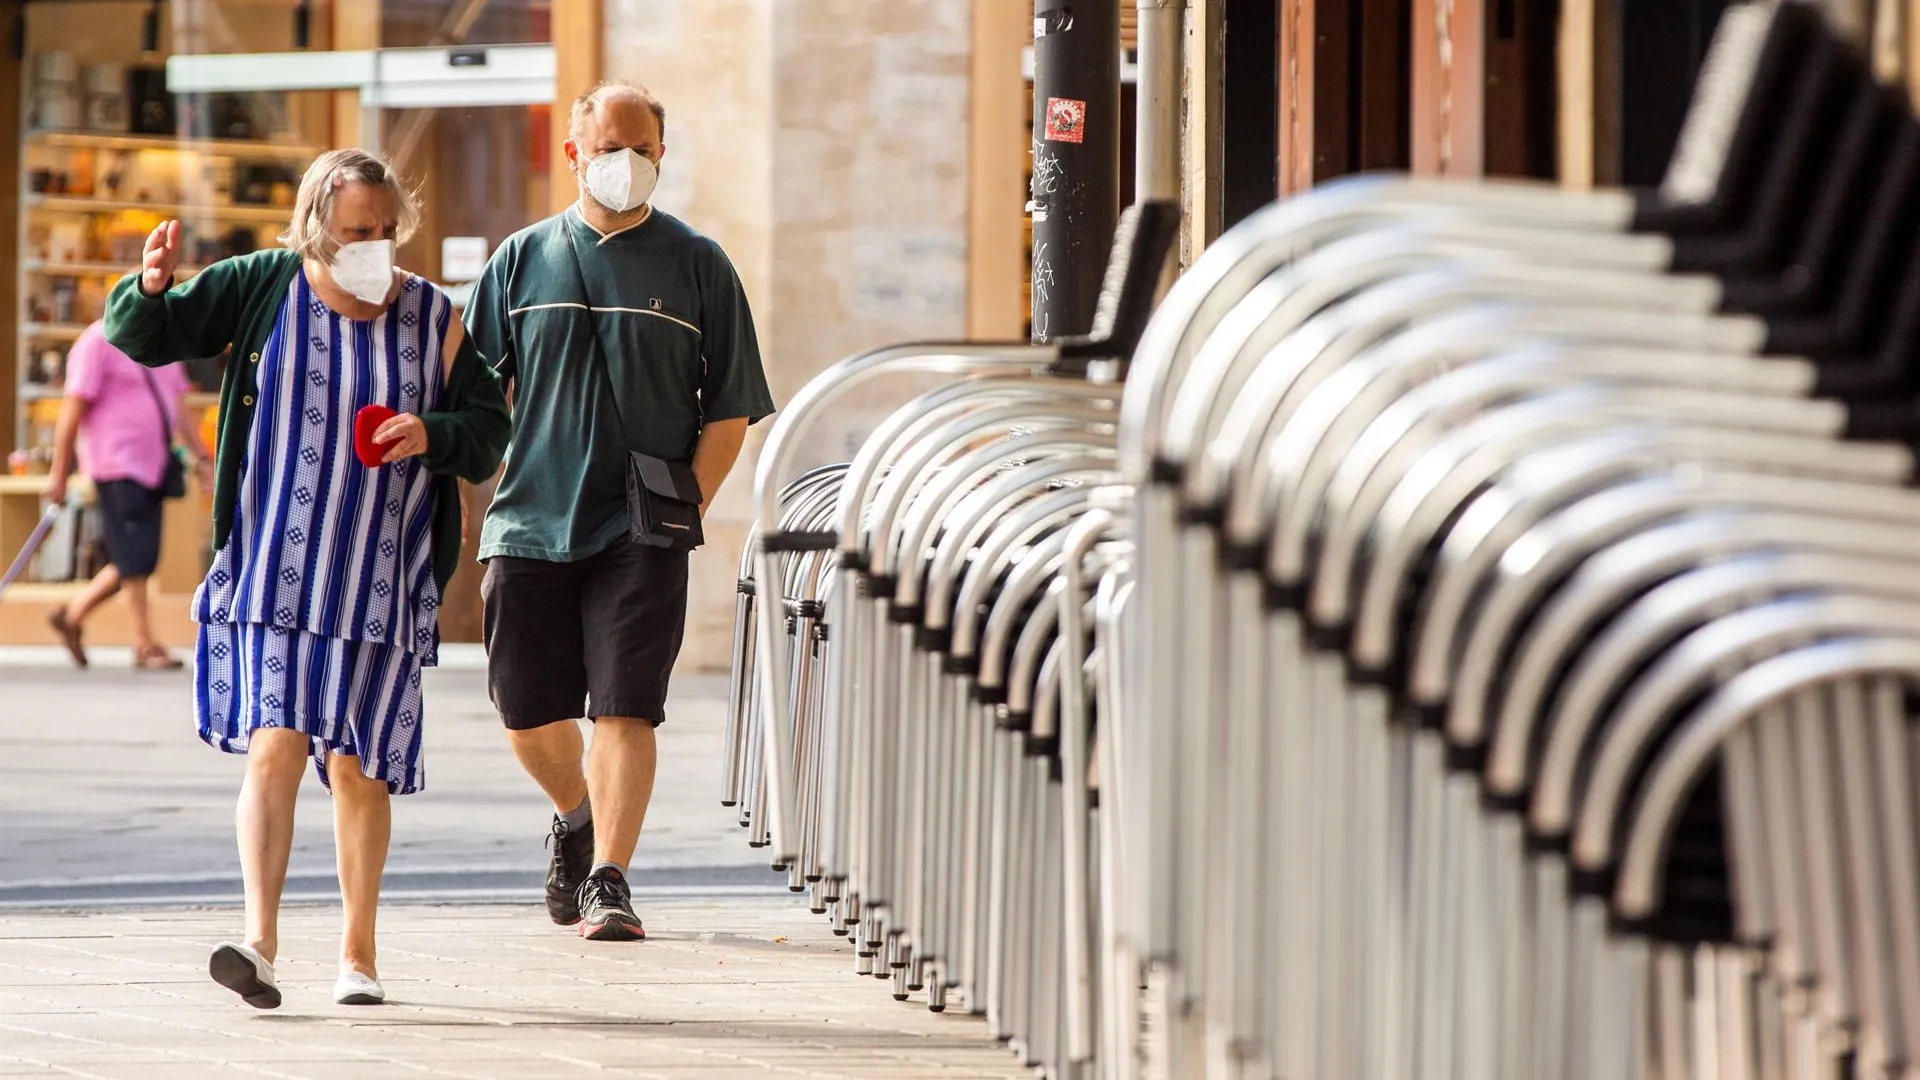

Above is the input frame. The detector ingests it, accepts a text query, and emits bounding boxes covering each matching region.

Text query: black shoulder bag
[138,367,189,500]
[560,218,705,551]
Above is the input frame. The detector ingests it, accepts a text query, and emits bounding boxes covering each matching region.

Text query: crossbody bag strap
[559,214,636,453]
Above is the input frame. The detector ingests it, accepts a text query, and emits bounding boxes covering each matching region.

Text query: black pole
[1030,0,1121,343]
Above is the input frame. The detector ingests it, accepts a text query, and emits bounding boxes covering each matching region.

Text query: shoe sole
[209,945,281,1009]
[336,992,385,1006]
[580,914,645,942]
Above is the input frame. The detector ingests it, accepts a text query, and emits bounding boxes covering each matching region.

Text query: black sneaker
[577,867,645,941]
[545,816,595,926]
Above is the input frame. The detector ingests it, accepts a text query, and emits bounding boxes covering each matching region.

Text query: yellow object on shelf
[197,399,219,457]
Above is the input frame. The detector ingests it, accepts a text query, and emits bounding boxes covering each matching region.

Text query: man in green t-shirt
[466,81,775,941]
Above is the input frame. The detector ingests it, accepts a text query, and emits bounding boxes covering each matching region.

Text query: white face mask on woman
[582,147,658,215]
[330,239,396,306]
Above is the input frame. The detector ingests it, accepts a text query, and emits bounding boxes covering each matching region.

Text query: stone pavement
[0,649,1034,1078]
[0,649,767,906]
[0,902,1032,1079]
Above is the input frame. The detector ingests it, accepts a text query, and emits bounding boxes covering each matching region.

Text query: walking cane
[0,503,63,597]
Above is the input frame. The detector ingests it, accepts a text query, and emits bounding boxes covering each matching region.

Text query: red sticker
[1044,97,1087,144]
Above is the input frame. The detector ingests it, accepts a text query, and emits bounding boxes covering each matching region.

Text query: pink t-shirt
[64,321,190,490]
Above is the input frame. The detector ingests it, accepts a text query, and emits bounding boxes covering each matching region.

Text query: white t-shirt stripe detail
[507,301,701,337]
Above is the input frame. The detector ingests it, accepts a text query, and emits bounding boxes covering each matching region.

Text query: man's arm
[689,240,775,517]
[690,417,750,517]
[416,321,512,483]
[44,394,88,507]
[48,327,110,507]
[463,249,518,405]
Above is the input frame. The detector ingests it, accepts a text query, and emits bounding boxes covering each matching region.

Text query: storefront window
[1,0,551,626]
[382,0,550,48]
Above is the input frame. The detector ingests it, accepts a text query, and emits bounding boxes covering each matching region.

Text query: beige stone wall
[603,0,973,672]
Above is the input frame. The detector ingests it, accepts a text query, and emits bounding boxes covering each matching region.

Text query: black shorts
[92,479,165,578]
[481,541,690,730]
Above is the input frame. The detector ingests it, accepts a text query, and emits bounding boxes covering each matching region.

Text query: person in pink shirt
[44,320,213,670]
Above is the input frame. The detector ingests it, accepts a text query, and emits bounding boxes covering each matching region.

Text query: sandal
[46,608,87,669]
[133,646,184,671]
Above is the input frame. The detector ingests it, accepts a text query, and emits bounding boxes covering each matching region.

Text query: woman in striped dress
[104,149,509,1009]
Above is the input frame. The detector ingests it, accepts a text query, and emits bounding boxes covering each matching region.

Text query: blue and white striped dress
[194,271,448,795]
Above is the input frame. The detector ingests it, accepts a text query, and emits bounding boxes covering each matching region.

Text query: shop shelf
[0,581,88,600]
[0,474,54,495]
[16,385,219,407]
[27,130,316,160]
[0,474,89,497]
[26,195,290,224]
[21,324,88,342]
[24,259,201,279]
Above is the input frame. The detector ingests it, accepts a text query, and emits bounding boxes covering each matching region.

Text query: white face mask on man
[582,147,658,215]
[330,238,397,306]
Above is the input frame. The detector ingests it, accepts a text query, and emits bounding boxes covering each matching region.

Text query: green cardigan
[104,249,511,593]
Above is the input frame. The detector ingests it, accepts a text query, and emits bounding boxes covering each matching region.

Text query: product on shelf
[29,51,79,131]
[84,62,127,133]
[127,65,174,135]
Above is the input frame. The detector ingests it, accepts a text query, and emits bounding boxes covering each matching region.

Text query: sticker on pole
[1044,97,1087,144]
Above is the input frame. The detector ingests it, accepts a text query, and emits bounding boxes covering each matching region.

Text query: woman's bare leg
[237,728,310,962]
[328,752,391,976]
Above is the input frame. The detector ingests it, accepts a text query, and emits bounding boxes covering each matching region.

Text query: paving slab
[0,651,1035,1077]
[0,904,1032,1079]
[0,662,768,907]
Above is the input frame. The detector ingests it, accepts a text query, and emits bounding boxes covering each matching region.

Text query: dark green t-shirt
[466,207,775,562]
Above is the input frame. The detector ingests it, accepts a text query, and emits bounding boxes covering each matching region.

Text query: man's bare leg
[586,718,657,869]
[120,575,179,667]
[506,719,589,814]
[569,717,655,941]
[64,565,122,624]
[47,565,117,668]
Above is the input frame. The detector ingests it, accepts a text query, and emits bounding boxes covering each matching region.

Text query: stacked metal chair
[726,3,1920,1077]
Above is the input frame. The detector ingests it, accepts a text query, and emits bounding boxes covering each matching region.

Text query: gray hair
[278,149,422,259]
[568,80,667,143]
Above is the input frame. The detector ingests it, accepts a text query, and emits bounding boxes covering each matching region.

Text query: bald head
[568,81,666,150]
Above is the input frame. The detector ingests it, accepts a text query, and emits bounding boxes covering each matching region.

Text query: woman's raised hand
[140,220,183,296]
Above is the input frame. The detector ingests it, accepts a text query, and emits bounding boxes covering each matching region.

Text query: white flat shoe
[209,942,281,1009]
[334,967,386,1005]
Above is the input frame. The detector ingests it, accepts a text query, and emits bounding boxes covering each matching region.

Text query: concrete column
[550,0,603,214]
[331,0,378,146]
[601,0,973,672]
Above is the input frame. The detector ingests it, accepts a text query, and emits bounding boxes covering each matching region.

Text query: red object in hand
[353,405,399,468]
